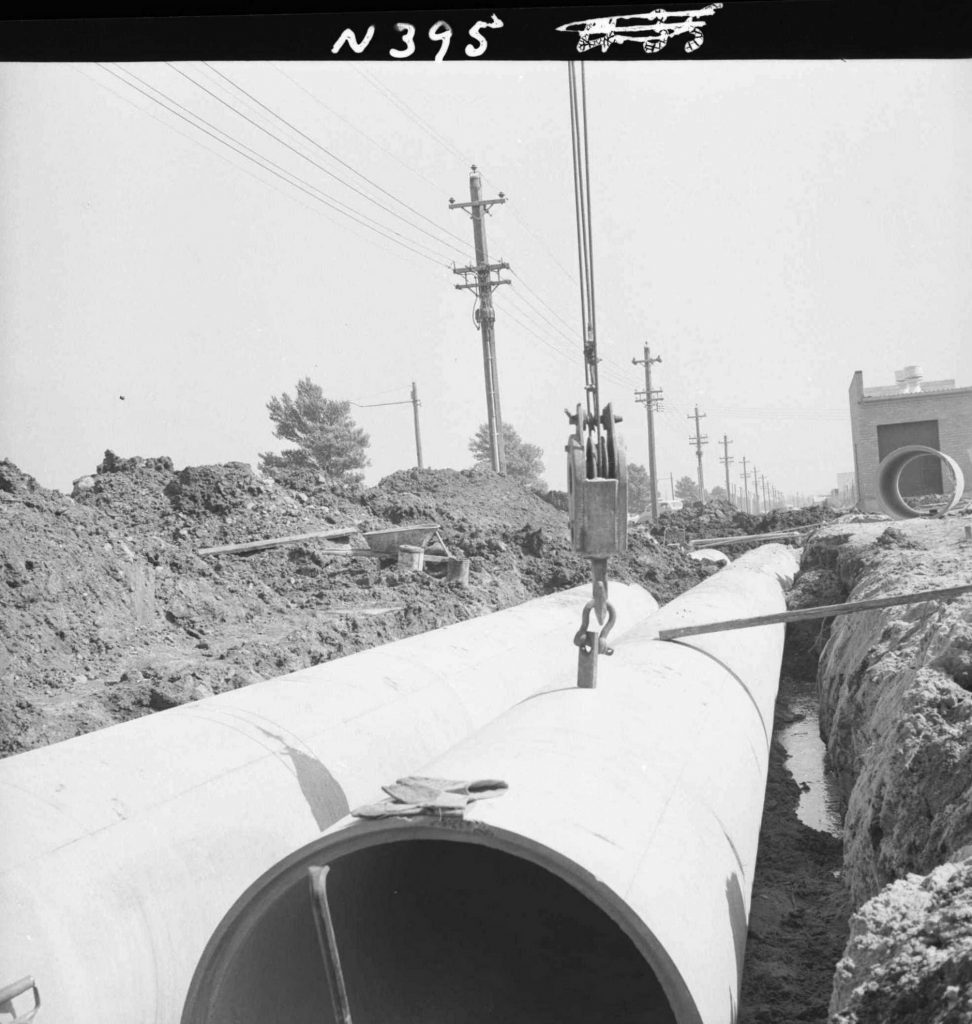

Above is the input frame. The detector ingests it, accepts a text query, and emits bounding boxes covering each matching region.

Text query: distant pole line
[719,433,733,502]
[633,344,663,521]
[688,405,708,501]
[450,166,511,474]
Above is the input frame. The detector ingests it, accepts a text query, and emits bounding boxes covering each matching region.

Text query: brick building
[848,367,972,512]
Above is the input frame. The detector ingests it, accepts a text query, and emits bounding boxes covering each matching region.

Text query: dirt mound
[830,857,972,1023]
[362,466,714,601]
[1,457,711,757]
[648,499,839,542]
[0,459,44,496]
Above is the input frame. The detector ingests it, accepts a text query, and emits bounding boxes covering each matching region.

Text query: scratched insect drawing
[557,4,724,55]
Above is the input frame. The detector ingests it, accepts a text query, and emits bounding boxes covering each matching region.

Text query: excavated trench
[742,516,972,1023]
[736,556,851,1024]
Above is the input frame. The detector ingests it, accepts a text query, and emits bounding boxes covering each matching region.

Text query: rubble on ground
[0,455,715,756]
[804,515,972,1020]
[830,856,972,1024]
[645,498,840,542]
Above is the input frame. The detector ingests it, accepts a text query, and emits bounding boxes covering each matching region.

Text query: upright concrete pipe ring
[184,545,799,1024]
[877,444,965,519]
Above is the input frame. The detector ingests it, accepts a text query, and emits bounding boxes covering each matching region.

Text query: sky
[1,58,970,502]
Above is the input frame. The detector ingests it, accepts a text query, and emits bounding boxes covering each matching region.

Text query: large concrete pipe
[0,582,659,1024]
[876,444,965,519]
[184,545,798,1024]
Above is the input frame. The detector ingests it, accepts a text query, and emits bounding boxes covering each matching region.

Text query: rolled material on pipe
[184,545,798,1024]
[0,582,659,1024]
[876,444,965,519]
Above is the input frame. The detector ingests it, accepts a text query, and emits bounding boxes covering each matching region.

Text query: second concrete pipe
[185,544,799,1024]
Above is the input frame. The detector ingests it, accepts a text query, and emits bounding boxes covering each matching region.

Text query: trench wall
[808,517,972,903]
[804,516,972,1022]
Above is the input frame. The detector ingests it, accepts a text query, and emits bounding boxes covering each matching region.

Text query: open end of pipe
[185,836,679,1024]
[877,444,965,519]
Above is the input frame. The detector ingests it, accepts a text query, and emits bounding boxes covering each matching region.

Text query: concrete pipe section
[0,582,660,1024]
[877,444,965,519]
[184,545,798,1024]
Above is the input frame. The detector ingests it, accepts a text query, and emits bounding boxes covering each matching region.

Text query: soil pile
[362,467,713,600]
[0,455,711,757]
[830,857,972,1024]
[647,499,839,542]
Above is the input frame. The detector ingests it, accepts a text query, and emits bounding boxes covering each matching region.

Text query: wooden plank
[657,583,972,641]
[319,606,404,617]
[197,525,363,557]
[687,530,807,549]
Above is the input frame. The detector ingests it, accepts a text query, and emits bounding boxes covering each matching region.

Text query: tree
[259,377,370,484]
[469,422,545,488]
[674,475,700,502]
[708,485,728,503]
[627,463,654,511]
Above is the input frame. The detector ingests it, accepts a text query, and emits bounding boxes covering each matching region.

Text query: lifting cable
[565,61,629,689]
[568,61,603,462]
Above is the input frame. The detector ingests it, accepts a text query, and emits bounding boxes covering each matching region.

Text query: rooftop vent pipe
[894,365,923,393]
[184,545,799,1024]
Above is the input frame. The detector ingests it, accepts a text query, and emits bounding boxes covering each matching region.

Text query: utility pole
[740,456,750,513]
[411,382,424,470]
[670,472,675,500]
[719,434,733,503]
[633,345,663,521]
[688,406,708,502]
[450,165,510,474]
[762,475,769,511]
[752,464,760,514]
[350,383,425,469]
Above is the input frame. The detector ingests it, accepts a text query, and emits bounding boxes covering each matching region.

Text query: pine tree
[469,422,545,488]
[260,377,370,484]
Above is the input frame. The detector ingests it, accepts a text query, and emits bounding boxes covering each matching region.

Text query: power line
[509,269,580,340]
[270,62,447,197]
[494,294,631,395]
[354,66,470,167]
[201,61,471,255]
[344,63,644,405]
[505,284,578,350]
[76,65,444,274]
[99,63,452,268]
[165,62,465,261]
[480,169,580,289]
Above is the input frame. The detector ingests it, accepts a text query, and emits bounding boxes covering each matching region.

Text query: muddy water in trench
[737,663,850,1024]
[777,693,843,838]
